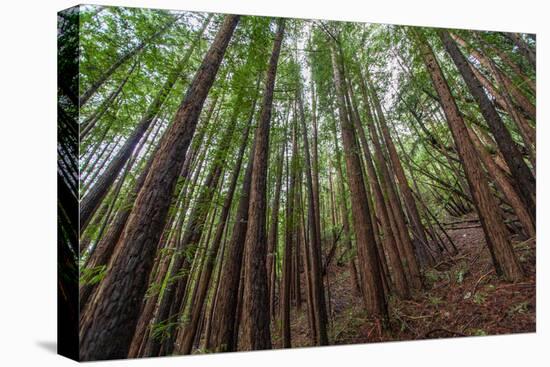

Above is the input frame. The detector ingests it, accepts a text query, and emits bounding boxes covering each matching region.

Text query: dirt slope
[272,215,536,348]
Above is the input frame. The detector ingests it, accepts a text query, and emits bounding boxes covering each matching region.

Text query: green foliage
[454,263,469,284]
[80,265,107,286]
[150,318,179,342]
[473,292,487,305]
[508,301,529,315]
[428,295,444,306]
[471,328,488,336]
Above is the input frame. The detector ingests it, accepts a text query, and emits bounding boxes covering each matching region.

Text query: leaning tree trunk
[415,29,523,282]
[450,32,536,122]
[208,132,257,352]
[79,15,212,230]
[357,73,422,290]
[176,93,256,355]
[467,127,535,238]
[364,70,433,267]
[348,87,410,299]
[439,30,535,229]
[145,100,240,357]
[330,42,387,319]
[78,15,240,361]
[79,122,161,311]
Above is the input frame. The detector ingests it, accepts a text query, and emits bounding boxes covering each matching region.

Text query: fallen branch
[446,224,482,230]
[471,269,494,296]
[442,218,480,226]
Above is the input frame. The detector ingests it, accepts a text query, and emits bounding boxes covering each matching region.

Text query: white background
[0,0,547,365]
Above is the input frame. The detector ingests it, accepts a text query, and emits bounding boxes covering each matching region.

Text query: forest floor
[271,213,536,348]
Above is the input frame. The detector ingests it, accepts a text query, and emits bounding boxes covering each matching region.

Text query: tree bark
[297,86,329,345]
[176,93,256,355]
[330,42,387,319]
[281,120,297,348]
[439,30,535,228]
[240,18,285,351]
[348,85,410,299]
[266,123,286,321]
[330,114,361,296]
[79,15,212,230]
[79,15,240,361]
[364,70,433,267]
[208,133,257,353]
[357,71,422,290]
[467,127,535,238]
[415,29,523,282]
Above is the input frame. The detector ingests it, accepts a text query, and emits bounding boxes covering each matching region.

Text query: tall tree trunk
[364,71,433,267]
[298,171,318,343]
[348,86,410,299]
[240,18,285,351]
[415,29,523,282]
[357,72,422,290]
[145,95,240,357]
[127,113,216,356]
[330,115,361,296]
[176,95,256,355]
[439,30,536,228]
[297,87,329,345]
[267,120,287,320]
[208,134,257,353]
[282,120,298,348]
[330,42,387,319]
[79,121,161,310]
[202,221,229,349]
[79,15,240,361]
[79,15,212,230]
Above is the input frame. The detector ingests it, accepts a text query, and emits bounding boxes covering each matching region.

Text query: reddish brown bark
[364,71,433,267]
[330,42,387,319]
[208,134,257,353]
[297,87,329,345]
[240,18,285,351]
[79,15,240,360]
[348,87,410,299]
[176,94,256,355]
[416,29,523,282]
[440,30,535,229]
[79,15,212,230]
[357,71,422,290]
